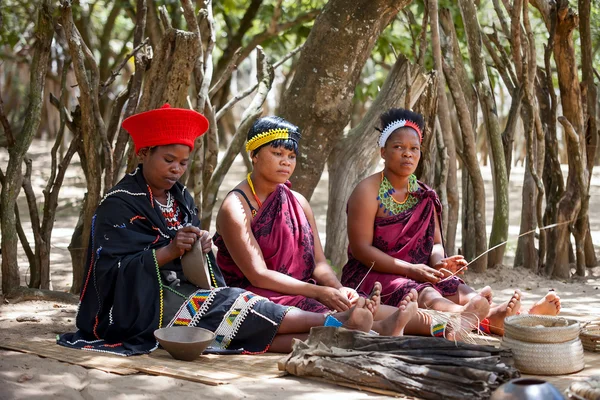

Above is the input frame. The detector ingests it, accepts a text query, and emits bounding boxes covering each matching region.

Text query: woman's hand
[406,264,444,284]
[315,286,352,312]
[433,255,468,277]
[198,229,212,253]
[338,287,360,305]
[169,225,202,257]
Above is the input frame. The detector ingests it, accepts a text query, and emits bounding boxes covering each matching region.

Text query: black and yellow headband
[245,128,295,152]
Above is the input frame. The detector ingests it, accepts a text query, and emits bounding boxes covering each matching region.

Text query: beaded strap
[431,322,446,338]
[152,249,164,329]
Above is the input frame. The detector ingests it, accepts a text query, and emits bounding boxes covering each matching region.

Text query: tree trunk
[458,0,509,268]
[69,195,87,294]
[415,85,440,187]
[544,1,587,278]
[1,0,54,295]
[324,56,432,269]
[280,0,412,199]
[514,148,538,270]
[443,60,488,273]
[428,0,458,254]
[440,8,476,260]
[537,48,565,273]
[579,0,598,269]
[62,4,106,293]
[139,28,202,111]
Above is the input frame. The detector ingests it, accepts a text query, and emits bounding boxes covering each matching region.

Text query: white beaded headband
[377,119,423,147]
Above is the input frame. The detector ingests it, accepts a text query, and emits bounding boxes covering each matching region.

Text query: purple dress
[341,181,463,307]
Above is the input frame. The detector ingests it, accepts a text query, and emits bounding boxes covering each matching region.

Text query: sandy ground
[1,139,600,399]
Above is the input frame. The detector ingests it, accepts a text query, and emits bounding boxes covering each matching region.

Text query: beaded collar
[155,191,181,230]
[377,172,419,215]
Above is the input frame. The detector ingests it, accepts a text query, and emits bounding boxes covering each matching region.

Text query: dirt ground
[1,139,599,399]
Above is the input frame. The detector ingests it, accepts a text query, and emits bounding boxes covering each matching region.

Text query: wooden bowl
[154,326,215,361]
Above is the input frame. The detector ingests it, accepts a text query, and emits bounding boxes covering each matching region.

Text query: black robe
[58,165,286,355]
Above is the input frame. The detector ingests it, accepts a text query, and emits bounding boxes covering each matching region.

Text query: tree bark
[443,60,488,272]
[543,0,587,278]
[537,37,565,274]
[61,4,106,293]
[280,0,412,199]
[324,56,432,269]
[1,0,54,295]
[578,0,598,269]
[428,0,458,254]
[440,8,476,260]
[138,15,202,111]
[515,0,545,272]
[458,0,509,268]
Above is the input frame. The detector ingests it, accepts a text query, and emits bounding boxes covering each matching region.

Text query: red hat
[122,104,209,153]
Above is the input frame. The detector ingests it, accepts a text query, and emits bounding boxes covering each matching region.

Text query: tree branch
[98,1,122,81]
[268,0,284,34]
[4,286,78,304]
[492,0,511,38]
[46,58,71,191]
[204,47,274,221]
[49,93,75,133]
[196,0,215,112]
[0,87,15,147]
[112,0,147,181]
[482,32,515,92]
[236,9,320,68]
[209,47,241,98]
[99,37,149,97]
[215,43,304,121]
[416,5,429,68]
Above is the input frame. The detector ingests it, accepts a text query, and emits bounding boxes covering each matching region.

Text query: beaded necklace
[246,173,262,216]
[377,172,419,215]
[155,191,181,230]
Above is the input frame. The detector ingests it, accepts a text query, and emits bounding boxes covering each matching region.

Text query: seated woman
[58,105,405,356]
[340,107,561,335]
[213,116,483,337]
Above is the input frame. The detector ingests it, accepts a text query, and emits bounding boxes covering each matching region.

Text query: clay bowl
[491,378,565,400]
[154,326,215,361]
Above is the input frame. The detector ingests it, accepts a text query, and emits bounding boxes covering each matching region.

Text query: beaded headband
[378,119,422,147]
[245,128,295,152]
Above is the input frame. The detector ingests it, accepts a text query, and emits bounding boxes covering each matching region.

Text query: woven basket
[501,336,585,375]
[566,375,600,400]
[580,321,600,353]
[504,314,581,344]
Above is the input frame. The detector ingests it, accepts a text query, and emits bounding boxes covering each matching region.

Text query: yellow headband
[245,128,291,152]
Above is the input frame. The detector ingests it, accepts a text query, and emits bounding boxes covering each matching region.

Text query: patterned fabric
[57,165,282,356]
[341,181,463,307]
[168,287,287,353]
[214,183,329,314]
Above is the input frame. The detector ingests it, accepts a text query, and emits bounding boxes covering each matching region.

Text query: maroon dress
[341,182,463,307]
[214,183,329,313]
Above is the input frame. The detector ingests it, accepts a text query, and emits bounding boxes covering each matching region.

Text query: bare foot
[487,289,522,335]
[335,297,374,333]
[479,286,493,304]
[528,291,561,316]
[372,289,418,336]
[459,295,491,332]
[366,282,382,315]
